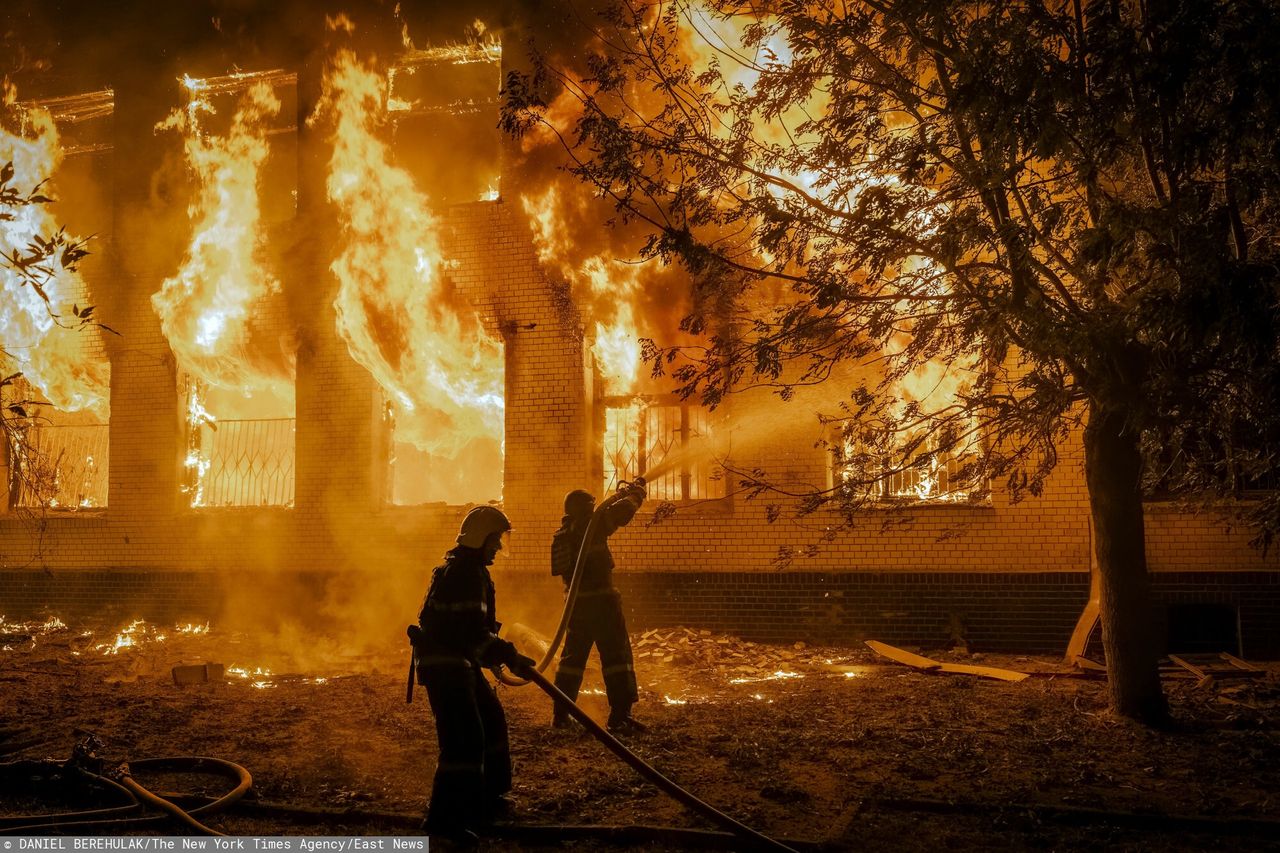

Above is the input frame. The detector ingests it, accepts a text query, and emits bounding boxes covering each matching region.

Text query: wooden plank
[1220,652,1262,673]
[1073,655,1107,673]
[865,640,1030,683]
[1168,654,1208,679]
[864,640,941,671]
[1064,592,1100,661]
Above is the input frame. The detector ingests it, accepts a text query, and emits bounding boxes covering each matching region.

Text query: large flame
[152,78,294,397]
[0,90,109,416]
[320,50,504,466]
[522,185,642,392]
[675,5,977,500]
[520,3,977,500]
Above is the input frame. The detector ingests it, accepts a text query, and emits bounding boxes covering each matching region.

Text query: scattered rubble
[1,617,1278,848]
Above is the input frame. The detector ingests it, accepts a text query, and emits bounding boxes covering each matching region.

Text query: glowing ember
[728,670,803,685]
[176,622,210,634]
[225,665,330,689]
[0,87,110,417]
[95,619,147,655]
[230,665,276,689]
[0,614,69,652]
[663,695,689,705]
[318,49,504,502]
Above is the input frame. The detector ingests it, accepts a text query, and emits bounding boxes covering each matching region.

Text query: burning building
[0,1,1276,660]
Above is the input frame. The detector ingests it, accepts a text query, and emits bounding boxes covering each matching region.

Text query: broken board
[1167,653,1263,688]
[865,640,1030,682]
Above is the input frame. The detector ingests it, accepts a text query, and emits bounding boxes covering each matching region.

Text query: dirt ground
[2,616,1279,851]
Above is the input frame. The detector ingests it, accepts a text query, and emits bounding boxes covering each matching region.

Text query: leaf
[7,405,28,418]
[0,162,12,185]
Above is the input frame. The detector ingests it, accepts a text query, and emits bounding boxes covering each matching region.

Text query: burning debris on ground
[2,617,1279,847]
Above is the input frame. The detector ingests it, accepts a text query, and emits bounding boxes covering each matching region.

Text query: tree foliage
[504,0,1280,537]
[505,0,1280,720]
[1,160,105,545]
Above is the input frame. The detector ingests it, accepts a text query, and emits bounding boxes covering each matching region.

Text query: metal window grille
[602,398,724,502]
[8,422,109,509]
[186,418,295,507]
[838,429,974,503]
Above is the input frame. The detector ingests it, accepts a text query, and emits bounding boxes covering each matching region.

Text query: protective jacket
[416,545,519,673]
[413,544,516,836]
[550,491,641,592]
[551,489,644,723]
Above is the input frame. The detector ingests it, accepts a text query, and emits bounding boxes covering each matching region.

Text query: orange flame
[670,8,977,499]
[152,78,294,397]
[94,618,147,655]
[522,185,642,393]
[319,51,504,473]
[0,89,109,416]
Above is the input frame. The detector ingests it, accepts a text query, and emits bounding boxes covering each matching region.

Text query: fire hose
[517,666,797,853]
[0,751,252,835]
[407,478,796,852]
[4,745,811,848]
[495,478,643,687]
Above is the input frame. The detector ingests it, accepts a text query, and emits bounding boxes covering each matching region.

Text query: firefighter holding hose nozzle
[408,505,537,843]
[551,477,648,735]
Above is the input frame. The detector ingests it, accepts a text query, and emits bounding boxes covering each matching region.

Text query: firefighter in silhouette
[551,480,647,734]
[409,505,537,841]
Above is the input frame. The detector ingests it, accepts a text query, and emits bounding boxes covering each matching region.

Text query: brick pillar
[105,57,189,527]
[290,17,382,567]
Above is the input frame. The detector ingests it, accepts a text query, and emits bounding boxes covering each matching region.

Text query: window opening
[602,395,724,502]
[4,378,109,510]
[384,382,505,507]
[182,378,294,507]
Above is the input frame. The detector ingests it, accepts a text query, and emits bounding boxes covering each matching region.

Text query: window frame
[598,392,730,507]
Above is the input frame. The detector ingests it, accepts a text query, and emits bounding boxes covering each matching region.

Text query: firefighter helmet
[456,505,512,549]
[563,489,595,516]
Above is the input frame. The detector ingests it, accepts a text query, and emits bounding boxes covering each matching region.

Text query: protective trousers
[420,660,511,833]
[553,589,638,720]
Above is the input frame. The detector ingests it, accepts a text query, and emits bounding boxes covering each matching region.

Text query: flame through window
[602,395,725,503]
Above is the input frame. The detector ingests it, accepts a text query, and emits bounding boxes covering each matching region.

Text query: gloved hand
[623,477,647,503]
[509,653,538,675]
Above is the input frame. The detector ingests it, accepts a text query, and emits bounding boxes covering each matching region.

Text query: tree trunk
[1083,403,1168,723]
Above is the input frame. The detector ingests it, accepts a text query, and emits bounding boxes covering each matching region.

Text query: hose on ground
[117,776,224,836]
[0,764,139,829]
[0,756,250,835]
[155,796,821,851]
[519,666,798,853]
